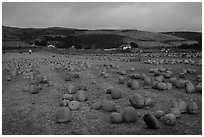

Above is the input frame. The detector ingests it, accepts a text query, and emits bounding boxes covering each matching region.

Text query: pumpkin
[178,99,187,113]
[115,106,123,114]
[187,101,198,114]
[130,73,141,79]
[155,76,163,83]
[127,80,132,88]
[171,100,179,108]
[35,74,43,84]
[77,90,87,102]
[166,83,173,90]
[110,112,123,123]
[67,84,77,94]
[92,102,102,110]
[118,76,125,84]
[186,81,196,93]
[68,101,80,110]
[55,107,72,123]
[196,84,202,93]
[162,113,176,126]
[60,99,69,107]
[170,108,181,118]
[62,94,73,101]
[152,81,159,89]
[169,77,177,86]
[102,101,116,112]
[144,97,154,106]
[157,82,167,90]
[78,83,88,91]
[143,113,160,129]
[29,84,41,94]
[154,110,164,119]
[23,84,29,92]
[129,93,145,109]
[175,79,186,89]
[106,87,113,94]
[179,73,186,78]
[111,89,122,99]
[42,76,49,84]
[122,107,138,123]
[48,81,54,86]
[144,77,151,85]
[130,80,140,90]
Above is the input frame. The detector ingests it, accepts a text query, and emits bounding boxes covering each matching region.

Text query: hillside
[2,26,200,49]
[163,31,202,45]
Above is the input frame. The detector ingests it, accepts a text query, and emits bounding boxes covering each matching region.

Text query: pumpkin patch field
[2,50,202,135]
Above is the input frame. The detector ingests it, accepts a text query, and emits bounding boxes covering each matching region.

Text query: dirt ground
[2,51,202,135]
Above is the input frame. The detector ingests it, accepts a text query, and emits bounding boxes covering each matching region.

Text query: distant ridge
[2,25,200,49]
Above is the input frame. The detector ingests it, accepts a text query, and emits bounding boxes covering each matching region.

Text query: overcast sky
[2,2,202,32]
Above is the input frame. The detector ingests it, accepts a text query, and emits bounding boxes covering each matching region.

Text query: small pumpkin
[196,84,202,93]
[155,76,163,83]
[186,81,196,93]
[152,81,159,89]
[92,102,102,110]
[67,84,77,94]
[175,79,186,89]
[29,84,41,94]
[162,113,176,126]
[130,80,140,90]
[78,83,88,91]
[110,112,123,123]
[68,101,80,110]
[178,99,187,113]
[157,82,167,90]
[166,83,173,90]
[171,100,179,108]
[187,101,198,114]
[55,107,72,123]
[77,90,87,102]
[144,77,151,85]
[106,87,113,94]
[170,108,181,118]
[62,94,73,101]
[118,76,125,84]
[111,89,122,99]
[60,99,69,107]
[144,97,154,106]
[102,100,116,112]
[154,110,164,119]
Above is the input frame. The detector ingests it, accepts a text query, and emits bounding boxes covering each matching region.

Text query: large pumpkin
[122,107,138,123]
[143,113,160,129]
[129,93,145,109]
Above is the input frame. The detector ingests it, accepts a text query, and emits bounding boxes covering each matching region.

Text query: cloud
[2,2,202,32]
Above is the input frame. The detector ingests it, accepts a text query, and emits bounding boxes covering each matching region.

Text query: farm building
[48,45,55,48]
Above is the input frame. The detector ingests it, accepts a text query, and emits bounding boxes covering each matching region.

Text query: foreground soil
[2,51,202,135]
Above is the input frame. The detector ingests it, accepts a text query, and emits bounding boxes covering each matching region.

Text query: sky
[2,2,202,32]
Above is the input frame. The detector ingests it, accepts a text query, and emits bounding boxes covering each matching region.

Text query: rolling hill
[2,26,201,50]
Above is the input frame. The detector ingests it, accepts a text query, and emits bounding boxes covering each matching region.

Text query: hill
[2,26,200,50]
[163,31,202,45]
